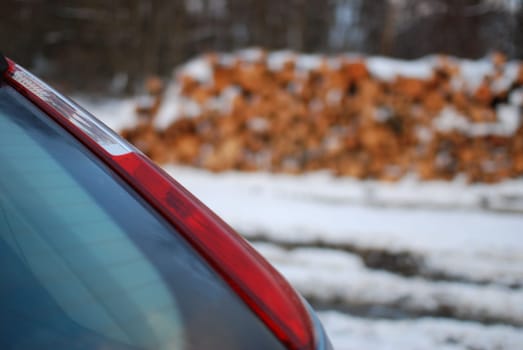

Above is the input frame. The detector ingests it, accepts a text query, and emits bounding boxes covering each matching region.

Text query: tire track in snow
[249,235,523,289]
[251,242,523,328]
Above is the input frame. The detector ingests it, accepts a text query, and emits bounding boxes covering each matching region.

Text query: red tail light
[3,59,316,350]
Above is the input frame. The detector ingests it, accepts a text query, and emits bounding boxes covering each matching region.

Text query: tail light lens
[3,59,316,350]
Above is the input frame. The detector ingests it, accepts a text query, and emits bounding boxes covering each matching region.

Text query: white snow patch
[153,84,182,129]
[319,311,523,350]
[509,87,523,106]
[455,59,494,92]
[496,104,521,134]
[366,56,434,81]
[237,48,265,62]
[247,116,270,132]
[207,86,240,114]
[433,106,521,136]
[295,54,323,71]
[267,51,295,71]
[179,57,213,83]
[153,84,202,130]
[492,62,520,93]
[432,107,470,133]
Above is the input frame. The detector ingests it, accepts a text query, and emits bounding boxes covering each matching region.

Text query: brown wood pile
[121,52,523,183]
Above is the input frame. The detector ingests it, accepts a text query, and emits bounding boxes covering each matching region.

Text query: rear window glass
[0,84,286,350]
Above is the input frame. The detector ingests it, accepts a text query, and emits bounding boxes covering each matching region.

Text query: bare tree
[2,0,520,92]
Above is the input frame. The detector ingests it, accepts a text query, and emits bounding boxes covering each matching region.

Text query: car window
[0,84,286,350]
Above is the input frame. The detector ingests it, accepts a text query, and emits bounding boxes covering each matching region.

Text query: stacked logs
[121,51,523,183]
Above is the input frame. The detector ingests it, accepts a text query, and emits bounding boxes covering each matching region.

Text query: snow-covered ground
[319,311,523,350]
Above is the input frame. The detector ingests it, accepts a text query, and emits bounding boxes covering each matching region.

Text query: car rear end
[0,55,332,350]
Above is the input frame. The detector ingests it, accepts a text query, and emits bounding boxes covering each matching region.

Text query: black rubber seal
[0,53,8,77]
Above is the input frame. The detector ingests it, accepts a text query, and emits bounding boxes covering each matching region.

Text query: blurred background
[2,0,522,93]
[4,1,523,349]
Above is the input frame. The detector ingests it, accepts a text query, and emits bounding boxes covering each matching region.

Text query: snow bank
[319,311,523,350]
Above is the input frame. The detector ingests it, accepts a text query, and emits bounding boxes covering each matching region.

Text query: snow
[295,54,323,71]
[154,83,202,130]
[433,105,521,136]
[178,57,213,83]
[496,104,521,135]
[254,243,523,325]
[509,87,523,106]
[454,58,494,92]
[176,52,521,103]
[450,57,521,95]
[205,86,241,114]
[164,166,523,281]
[432,107,470,134]
[366,56,435,81]
[77,84,203,132]
[165,165,523,213]
[154,82,240,130]
[267,50,296,70]
[172,51,523,139]
[492,62,520,93]
[424,251,523,287]
[73,96,138,132]
[180,50,438,80]
[319,311,523,350]
[153,85,184,130]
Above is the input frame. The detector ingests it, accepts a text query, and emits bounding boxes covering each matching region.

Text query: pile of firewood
[121,51,523,183]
